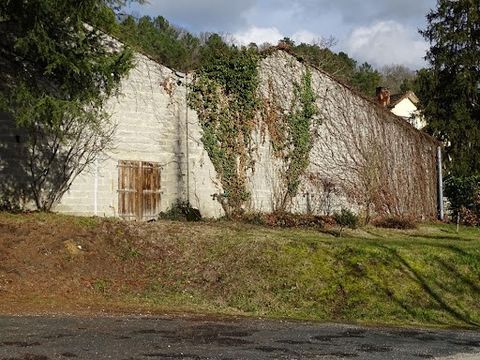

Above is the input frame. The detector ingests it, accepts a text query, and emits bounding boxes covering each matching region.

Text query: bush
[459,207,480,227]
[372,215,417,230]
[241,211,335,229]
[333,209,358,230]
[241,212,266,226]
[445,175,480,226]
[159,201,202,222]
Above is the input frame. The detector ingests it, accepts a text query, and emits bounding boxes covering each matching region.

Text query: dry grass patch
[0,212,479,328]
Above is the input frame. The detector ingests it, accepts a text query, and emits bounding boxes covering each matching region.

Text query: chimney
[376,87,391,108]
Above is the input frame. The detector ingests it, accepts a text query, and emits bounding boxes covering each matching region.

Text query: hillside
[0,213,479,329]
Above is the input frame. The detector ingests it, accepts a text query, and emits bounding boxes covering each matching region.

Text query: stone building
[0,49,440,220]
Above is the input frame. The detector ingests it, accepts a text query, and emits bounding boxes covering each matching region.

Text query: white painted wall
[391,98,427,130]
[55,53,224,218]
[0,50,438,219]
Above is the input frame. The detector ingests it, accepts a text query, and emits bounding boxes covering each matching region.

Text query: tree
[114,15,202,72]
[286,40,383,98]
[418,0,480,176]
[291,41,357,83]
[380,64,415,94]
[0,0,140,210]
[351,62,381,97]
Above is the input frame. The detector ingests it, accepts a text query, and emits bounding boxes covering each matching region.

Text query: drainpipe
[185,73,190,205]
[437,146,444,221]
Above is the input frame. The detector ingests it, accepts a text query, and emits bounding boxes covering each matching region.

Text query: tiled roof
[389,91,419,107]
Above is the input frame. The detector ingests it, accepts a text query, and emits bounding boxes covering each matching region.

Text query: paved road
[0,315,480,359]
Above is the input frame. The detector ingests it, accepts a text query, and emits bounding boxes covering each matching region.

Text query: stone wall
[249,51,438,218]
[0,50,438,219]
[55,52,225,218]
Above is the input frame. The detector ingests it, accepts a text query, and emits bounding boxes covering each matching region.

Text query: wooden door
[118,160,161,221]
[141,162,161,221]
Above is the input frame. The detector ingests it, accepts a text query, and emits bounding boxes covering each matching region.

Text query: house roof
[390,91,420,108]
[268,48,439,146]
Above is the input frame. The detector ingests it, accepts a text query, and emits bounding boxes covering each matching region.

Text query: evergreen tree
[418,0,480,176]
[351,62,381,97]
[114,15,201,72]
[0,0,140,210]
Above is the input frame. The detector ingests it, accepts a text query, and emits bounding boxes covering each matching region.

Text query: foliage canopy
[0,0,138,210]
[418,0,480,176]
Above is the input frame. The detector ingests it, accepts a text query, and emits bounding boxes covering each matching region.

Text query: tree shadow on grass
[376,244,480,328]
[385,237,480,262]
[435,258,480,295]
[408,234,474,242]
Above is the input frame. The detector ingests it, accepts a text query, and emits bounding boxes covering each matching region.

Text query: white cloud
[129,0,256,32]
[233,26,325,47]
[292,30,319,44]
[345,20,428,68]
[233,26,284,46]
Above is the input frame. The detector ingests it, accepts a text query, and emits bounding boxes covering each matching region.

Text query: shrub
[445,175,480,226]
[159,201,202,222]
[333,209,358,230]
[242,211,334,229]
[241,212,266,226]
[372,215,417,230]
[459,207,480,227]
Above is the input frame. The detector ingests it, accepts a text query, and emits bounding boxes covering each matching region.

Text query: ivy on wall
[190,46,320,216]
[282,70,319,208]
[189,47,261,216]
[270,70,320,209]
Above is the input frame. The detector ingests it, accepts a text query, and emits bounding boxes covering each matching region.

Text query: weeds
[159,201,202,222]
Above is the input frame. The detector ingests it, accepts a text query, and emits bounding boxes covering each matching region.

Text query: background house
[376,87,427,130]
[390,91,427,130]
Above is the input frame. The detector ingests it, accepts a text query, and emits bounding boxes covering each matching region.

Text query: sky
[125,0,438,69]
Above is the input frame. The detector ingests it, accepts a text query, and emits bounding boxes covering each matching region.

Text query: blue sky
[125,0,437,69]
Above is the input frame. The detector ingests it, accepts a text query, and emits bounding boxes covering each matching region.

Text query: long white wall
[249,51,438,217]
[0,50,438,219]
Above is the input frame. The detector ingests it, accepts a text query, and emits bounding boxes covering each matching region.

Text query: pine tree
[418,0,480,176]
[0,0,141,210]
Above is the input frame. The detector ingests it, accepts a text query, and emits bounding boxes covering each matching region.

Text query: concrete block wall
[0,49,438,219]
[253,51,438,217]
[55,53,225,219]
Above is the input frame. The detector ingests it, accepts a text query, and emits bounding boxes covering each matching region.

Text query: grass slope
[0,212,479,328]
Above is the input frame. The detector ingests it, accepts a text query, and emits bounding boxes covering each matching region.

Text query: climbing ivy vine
[189,40,319,216]
[268,70,319,210]
[189,45,260,216]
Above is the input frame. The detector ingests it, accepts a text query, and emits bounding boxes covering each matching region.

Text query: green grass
[1,212,480,328]
[125,222,480,328]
